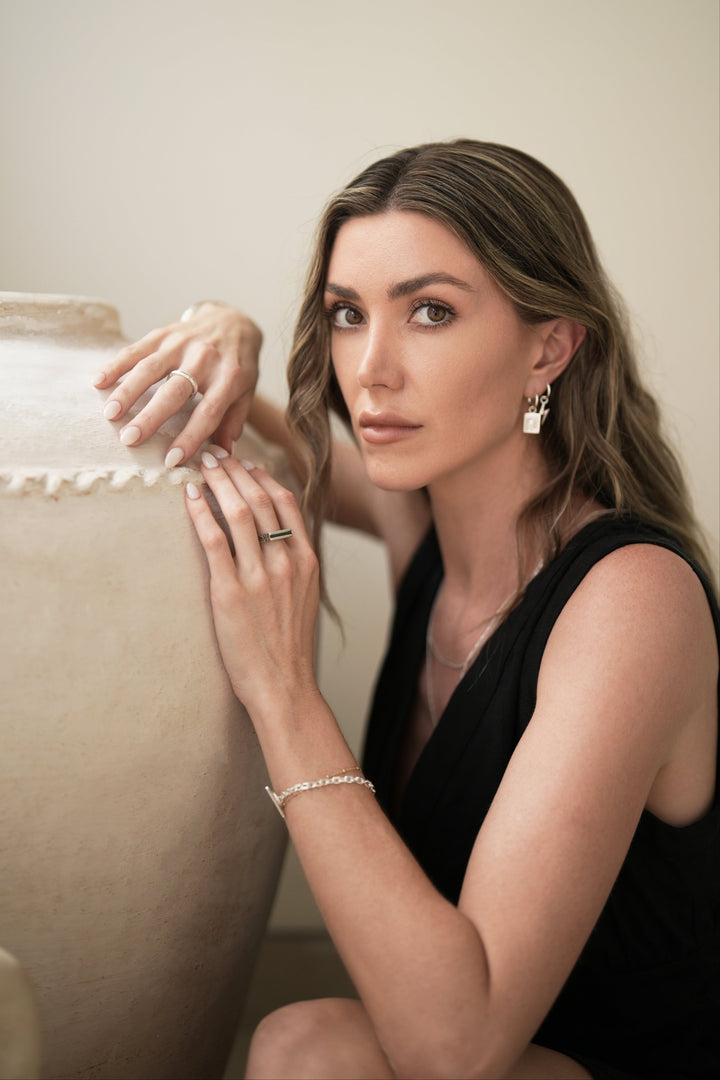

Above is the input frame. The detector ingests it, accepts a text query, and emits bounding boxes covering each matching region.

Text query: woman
[94,141,719,1079]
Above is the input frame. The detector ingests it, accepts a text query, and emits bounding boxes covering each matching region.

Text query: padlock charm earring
[523,383,551,434]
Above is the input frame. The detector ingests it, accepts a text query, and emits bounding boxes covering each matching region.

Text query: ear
[524,318,586,398]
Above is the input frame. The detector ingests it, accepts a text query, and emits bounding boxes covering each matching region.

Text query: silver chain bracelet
[265,772,376,820]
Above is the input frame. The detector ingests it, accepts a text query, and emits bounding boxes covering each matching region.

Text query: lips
[358,411,422,444]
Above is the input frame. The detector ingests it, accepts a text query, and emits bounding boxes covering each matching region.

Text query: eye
[410,301,454,327]
[328,304,364,328]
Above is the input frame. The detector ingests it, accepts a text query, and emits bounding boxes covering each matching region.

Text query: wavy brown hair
[286,139,716,593]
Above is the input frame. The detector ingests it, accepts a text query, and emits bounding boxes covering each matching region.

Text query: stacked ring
[258,529,293,544]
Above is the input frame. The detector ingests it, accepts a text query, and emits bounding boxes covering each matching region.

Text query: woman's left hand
[185,450,320,717]
[95,302,262,466]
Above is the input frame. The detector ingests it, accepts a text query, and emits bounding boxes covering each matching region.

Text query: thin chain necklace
[425,558,545,730]
[423,507,608,727]
[427,603,502,670]
[425,587,514,729]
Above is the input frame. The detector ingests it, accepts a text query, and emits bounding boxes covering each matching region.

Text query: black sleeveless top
[362,518,719,1080]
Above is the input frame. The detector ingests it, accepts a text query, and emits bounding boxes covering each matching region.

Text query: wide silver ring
[167,369,199,396]
[258,529,293,544]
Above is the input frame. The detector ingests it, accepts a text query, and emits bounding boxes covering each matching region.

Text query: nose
[356,325,404,391]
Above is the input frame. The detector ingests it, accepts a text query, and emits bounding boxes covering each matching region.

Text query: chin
[364,461,428,493]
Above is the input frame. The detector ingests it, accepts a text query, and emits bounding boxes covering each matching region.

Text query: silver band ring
[167,369,199,396]
[258,529,293,544]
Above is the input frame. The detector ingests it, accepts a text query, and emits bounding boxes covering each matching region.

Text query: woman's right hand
[93,301,262,467]
[185,453,321,718]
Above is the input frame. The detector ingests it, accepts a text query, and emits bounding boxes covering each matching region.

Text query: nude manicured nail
[201,451,219,468]
[164,447,184,469]
[120,425,141,446]
[208,444,229,458]
[186,483,201,500]
[240,459,257,470]
[93,372,106,387]
[104,400,122,420]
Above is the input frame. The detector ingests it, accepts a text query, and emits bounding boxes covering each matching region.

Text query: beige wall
[2,0,717,931]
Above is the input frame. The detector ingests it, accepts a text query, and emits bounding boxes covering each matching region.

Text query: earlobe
[525,318,586,397]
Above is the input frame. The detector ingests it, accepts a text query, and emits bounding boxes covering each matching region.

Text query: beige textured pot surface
[0,294,287,1079]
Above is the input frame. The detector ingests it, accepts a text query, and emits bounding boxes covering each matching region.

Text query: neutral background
[2,0,718,932]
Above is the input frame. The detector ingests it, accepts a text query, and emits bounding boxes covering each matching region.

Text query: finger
[230,461,309,540]
[100,334,218,434]
[184,481,238,583]
[200,454,279,560]
[217,455,303,535]
[237,463,321,639]
[212,392,255,452]
[114,373,200,452]
[101,335,200,426]
[163,381,253,467]
[93,327,172,388]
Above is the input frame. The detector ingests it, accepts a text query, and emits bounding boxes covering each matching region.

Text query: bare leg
[245,998,393,1080]
[505,1043,592,1079]
[245,997,592,1080]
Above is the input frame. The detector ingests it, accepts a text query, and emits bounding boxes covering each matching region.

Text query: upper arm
[457,544,718,1061]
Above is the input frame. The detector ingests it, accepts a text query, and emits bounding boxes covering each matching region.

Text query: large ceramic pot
[0,294,287,1079]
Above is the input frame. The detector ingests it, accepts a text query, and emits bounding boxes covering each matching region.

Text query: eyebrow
[324,272,475,304]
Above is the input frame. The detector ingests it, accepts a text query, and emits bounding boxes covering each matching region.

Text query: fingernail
[120,425,141,446]
[186,482,201,500]
[208,444,229,458]
[93,372,106,387]
[165,447,184,469]
[104,400,122,420]
[201,451,219,469]
[240,459,257,470]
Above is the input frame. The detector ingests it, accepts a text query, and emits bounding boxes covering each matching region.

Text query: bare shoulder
[581,539,710,592]
[554,541,715,647]
[544,541,717,693]
[539,542,718,821]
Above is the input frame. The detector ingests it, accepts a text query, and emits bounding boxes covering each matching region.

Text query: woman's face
[325,210,549,493]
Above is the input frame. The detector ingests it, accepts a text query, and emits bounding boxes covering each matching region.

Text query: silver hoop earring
[523,384,551,435]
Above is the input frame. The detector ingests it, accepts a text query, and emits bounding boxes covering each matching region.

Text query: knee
[245,999,350,1080]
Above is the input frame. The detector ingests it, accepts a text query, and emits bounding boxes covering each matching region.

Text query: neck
[427,437,549,606]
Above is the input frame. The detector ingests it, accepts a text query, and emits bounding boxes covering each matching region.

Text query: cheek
[439,345,527,431]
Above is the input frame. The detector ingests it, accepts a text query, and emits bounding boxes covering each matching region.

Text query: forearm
[247,394,309,489]
[255,692,492,1078]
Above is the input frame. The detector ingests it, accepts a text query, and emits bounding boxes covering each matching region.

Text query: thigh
[245,997,394,1080]
[505,1044,593,1079]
